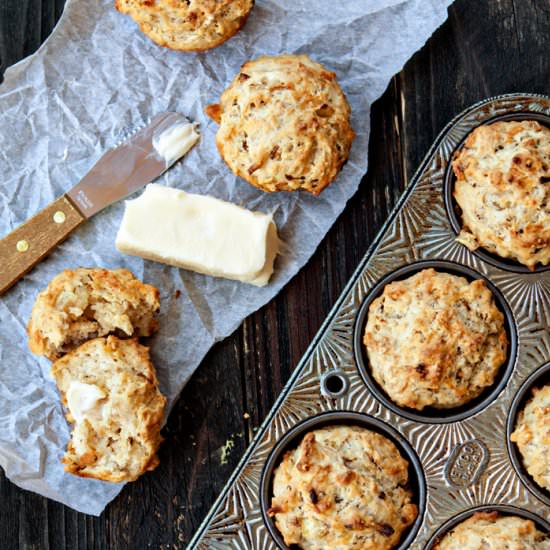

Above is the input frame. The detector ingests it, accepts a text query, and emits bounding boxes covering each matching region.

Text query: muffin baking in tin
[354,260,517,424]
[507,362,550,506]
[444,112,550,274]
[426,505,550,549]
[260,412,426,550]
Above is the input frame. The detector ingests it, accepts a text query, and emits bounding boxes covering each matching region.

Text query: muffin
[510,383,550,493]
[452,120,550,269]
[268,425,418,550]
[433,511,550,549]
[363,269,508,410]
[51,336,166,482]
[205,54,355,195]
[115,0,254,52]
[28,268,160,360]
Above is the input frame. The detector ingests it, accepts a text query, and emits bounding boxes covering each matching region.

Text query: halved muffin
[51,336,166,482]
[28,268,159,360]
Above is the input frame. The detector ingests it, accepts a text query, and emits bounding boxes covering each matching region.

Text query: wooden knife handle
[0,195,85,295]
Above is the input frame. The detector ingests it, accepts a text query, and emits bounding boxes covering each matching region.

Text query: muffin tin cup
[425,505,550,548]
[507,362,550,506]
[190,94,550,550]
[443,111,550,274]
[353,259,518,424]
[259,411,427,550]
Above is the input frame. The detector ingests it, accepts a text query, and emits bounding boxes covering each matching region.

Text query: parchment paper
[0,0,453,515]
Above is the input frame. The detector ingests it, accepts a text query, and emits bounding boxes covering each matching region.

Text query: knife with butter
[0,112,200,295]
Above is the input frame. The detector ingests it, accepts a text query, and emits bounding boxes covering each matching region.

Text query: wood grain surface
[1,1,549,548]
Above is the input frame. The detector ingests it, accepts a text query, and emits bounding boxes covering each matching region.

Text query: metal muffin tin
[189,93,550,549]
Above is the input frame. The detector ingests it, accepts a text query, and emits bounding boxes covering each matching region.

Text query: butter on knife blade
[0,112,199,296]
[115,184,280,286]
[153,121,200,167]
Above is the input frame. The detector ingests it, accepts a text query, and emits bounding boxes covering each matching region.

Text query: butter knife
[0,112,194,295]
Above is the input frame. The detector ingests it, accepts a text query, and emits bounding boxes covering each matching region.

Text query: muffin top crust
[511,382,550,493]
[269,424,418,550]
[452,120,550,269]
[364,268,508,410]
[433,511,550,549]
[115,0,254,52]
[206,54,355,195]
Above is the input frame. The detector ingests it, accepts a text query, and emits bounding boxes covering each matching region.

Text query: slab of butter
[116,184,279,286]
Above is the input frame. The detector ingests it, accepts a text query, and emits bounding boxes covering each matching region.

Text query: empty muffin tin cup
[425,504,550,548]
[507,362,550,506]
[354,259,518,424]
[443,111,550,274]
[260,411,426,550]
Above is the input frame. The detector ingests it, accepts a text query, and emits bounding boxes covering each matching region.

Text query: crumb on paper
[174,289,182,299]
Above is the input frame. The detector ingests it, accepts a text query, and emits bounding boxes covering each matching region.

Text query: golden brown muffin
[452,120,550,269]
[115,0,254,52]
[205,54,355,195]
[433,511,550,549]
[268,425,418,550]
[364,269,508,410]
[510,383,550,493]
[51,336,166,482]
[28,268,160,360]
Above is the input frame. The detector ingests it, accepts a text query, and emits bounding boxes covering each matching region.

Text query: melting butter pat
[66,381,106,423]
[116,184,280,286]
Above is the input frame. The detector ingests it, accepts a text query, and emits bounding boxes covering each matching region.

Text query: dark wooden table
[1,1,549,548]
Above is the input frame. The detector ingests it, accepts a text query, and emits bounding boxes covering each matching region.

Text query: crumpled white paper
[0,0,453,515]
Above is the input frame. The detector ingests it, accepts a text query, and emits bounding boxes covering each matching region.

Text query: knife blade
[0,112,194,295]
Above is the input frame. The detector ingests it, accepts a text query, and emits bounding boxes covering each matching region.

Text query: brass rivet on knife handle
[0,195,85,296]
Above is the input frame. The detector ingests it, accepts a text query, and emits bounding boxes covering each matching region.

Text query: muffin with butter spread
[51,336,166,482]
